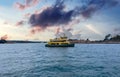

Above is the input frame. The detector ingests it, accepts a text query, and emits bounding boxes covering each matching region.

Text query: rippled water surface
[0,43,120,77]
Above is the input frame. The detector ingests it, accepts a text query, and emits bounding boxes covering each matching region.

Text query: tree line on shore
[103,34,120,42]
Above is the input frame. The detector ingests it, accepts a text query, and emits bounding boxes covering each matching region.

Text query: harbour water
[0,43,120,77]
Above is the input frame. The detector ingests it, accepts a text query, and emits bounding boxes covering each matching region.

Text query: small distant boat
[45,37,75,47]
[0,40,7,44]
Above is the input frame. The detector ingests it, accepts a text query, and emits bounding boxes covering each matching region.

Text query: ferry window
[62,43,68,45]
[51,43,55,45]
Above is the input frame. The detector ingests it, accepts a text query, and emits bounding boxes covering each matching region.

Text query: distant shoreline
[0,42,120,44]
[75,42,120,44]
[72,41,120,44]
[0,40,46,44]
[0,40,120,44]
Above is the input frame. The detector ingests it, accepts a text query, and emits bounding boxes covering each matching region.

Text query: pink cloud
[15,0,40,10]
[26,0,39,7]
[14,2,26,11]
[1,34,9,40]
[30,26,42,34]
[15,20,25,26]
[24,13,31,19]
[25,0,33,6]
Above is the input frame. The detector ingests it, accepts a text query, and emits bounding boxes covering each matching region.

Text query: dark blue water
[0,44,120,77]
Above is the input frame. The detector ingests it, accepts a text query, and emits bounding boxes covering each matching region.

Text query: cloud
[15,20,25,26]
[24,13,31,19]
[30,26,42,34]
[114,28,120,35]
[29,0,120,30]
[29,0,75,29]
[14,2,26,10]
[74,30,82,35]
[114,28,120,31]
[55,27,81,39]
[75,0,120,18]
[25,0,39,6]
[1,34,9,40]
[14,0,120,36]
[15,0,40,10]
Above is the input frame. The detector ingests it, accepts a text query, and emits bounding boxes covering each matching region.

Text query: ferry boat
[45,36,75,47]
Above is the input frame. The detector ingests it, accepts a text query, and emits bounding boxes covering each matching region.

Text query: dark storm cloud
[29,0,120,29]
[114,28,120,34]
[79,0,119,18]
[29,0,74,29]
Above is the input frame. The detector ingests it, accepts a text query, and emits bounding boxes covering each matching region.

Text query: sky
[0,0,120,41]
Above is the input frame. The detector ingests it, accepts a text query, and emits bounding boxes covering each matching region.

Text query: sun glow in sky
[0,0,120,41]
